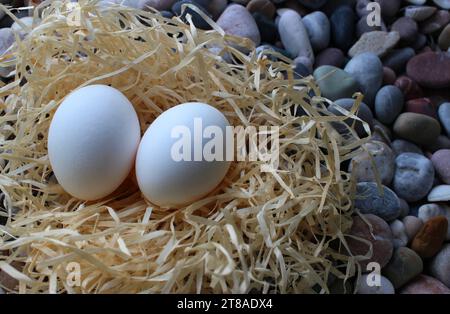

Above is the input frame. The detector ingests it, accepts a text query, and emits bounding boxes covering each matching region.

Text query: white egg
[48,85,140,201]
[136,102,231,207]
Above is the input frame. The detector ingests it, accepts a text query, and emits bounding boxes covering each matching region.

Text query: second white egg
[135,102,231,207]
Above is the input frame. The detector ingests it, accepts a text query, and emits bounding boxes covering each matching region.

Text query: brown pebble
[411,216,448,258]
[246,0,276,19]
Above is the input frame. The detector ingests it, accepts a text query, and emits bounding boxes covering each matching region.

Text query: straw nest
[0,0,370,293]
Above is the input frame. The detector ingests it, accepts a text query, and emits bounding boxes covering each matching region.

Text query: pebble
[172,0,212,30]
[374,85,404,125]
[246,0,276,19]
[314,48,344,69]
[430,244,450,287]
[347,214,394,269]
[302,11,330,53]
[411,216,448,258]
[382,247,423,289]
[407,52,450,89]
[313,66,359,101]
[438,102,450,136]
[206,0,228,19]
[349,141,396,185]
[433,0,450,9]
[431,149,450,184]
[139,0,176,10]
[297,0,328,10]
[344,52,383,106]
[329,98,374,137]
[405,98,437,118]
[398,198,410,218]
[348,31,400,58]
[393,152,435,202]
[393,112,441,145]
[403,215,424,242]
[394,76,423,101]
[391,17,418,45]
[382,67,396,86]
[216,4,261,46]
[391,139,423,156]
[330,5,355,52]
[253,13,278,43]
[277,9,313,62]
[390,219,409,248]
[400,275,450,294]
[428,185,450,202]
[404,6,437,22]
[354,182,401,221]
[419,10,450,34]
[417,203,450,240]
[425,135,450,153]
[355,275,395,294]
[382,48,415,74]
[438,24,450,50]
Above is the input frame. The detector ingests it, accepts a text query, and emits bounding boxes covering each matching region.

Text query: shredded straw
[0,0,370,293]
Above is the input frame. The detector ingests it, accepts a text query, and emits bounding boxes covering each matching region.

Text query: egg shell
[48,85,141,201]
[136,102,231,207]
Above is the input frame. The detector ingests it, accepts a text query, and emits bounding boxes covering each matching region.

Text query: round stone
[216,4,261,45]
[246,0,276,19]
[438,102,450,136]
[313,66,359,101]
[428,185,450,202]
[390,219,409,248]
[302,11,330,52]
[314,48,345,68]
[400,275,450,294]
[419,10,450,34]
[375,0,401,18]
[411,216,448,258]
[433,0,450,9]
[253,12,278,43]
[391,17,418,45]
[391,139,423,156]
[382,48,416,74]
[439,24,450,50]
[349,141,396,185]
[344,52,383,106]
[374,85,404,125]
[393,152,435,202]
[418,204,450,241]
[329,98,374,137]
[356,275,395,294]
[348,31,400,58]
[405,98,437,118]
[330,5,355,52]
[297,0,328,9]
[393,112,441,145]
[354,182,401,221]
[172,0,212,30]
[430,244,450,287]
[347,214,394,270]
[382,247,423,289]
[394,76,423,101]
[432,149,450,184]
[406,52,450,89]
[404,6,437,22]
[382,67,397,86]
[278,9,313,62]
[403,215,424,242]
